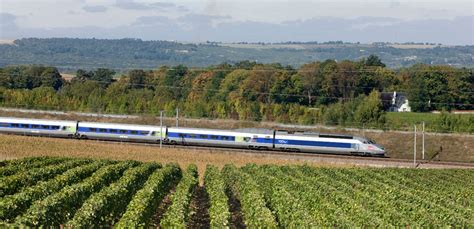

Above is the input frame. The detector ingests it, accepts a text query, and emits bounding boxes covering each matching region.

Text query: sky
[0,0,473,44]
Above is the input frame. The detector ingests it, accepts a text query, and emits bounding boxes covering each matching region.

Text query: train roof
[78,122,165,130]
[235,128,274,135]
[276,129,355,139]
[0,117,77,125]
[167,127,273,136]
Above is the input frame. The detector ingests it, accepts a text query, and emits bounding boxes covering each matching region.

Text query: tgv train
[0,117,386,156]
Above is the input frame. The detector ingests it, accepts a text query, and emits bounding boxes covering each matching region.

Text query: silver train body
[0,117,386,156]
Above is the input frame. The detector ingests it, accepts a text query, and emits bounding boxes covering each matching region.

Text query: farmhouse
[381,91,411,112]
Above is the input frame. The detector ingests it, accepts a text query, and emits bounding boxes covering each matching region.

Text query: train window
[178,133,185,138]
[32,125,39,128]
[222,136,229,140]
[42,125,50,129]
[229,137,235,141]
[130,130,138,135]
[99,129,107,133]
[11,124,19,128]
[89,128,97,132]
[20,124,29,128]
[210,135,218,140]
[140,131,149,135]
[110,129,118,133]
[0,123,9,127]
[51,126,60,130]
[243,137,251,142]
[119,130,127,134]
[189,134,196,138]
[199,135,208,139]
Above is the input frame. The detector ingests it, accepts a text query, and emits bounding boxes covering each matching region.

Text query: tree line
[1,38,473,70]
[0,56,473,132]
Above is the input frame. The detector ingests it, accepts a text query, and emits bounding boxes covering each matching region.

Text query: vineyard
[0,157,472,227]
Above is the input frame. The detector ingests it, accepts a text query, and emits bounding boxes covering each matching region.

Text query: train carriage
[77,122,165,142]
[166,127,274,149]
[0,117,77,137]
[275,130,385,156]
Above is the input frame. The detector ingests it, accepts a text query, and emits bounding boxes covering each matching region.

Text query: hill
[0,38,473,71]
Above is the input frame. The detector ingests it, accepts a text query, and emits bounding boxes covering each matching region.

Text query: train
[0,117,386,156]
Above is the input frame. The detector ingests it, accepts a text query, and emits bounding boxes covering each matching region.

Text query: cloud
[1,14,473,45]
[132,16,174,26]
[115,0,175,11]
[82,5,108,13]
[0,13,18,32]
[149,2,175,8]
[176,6,189,12]
[389,1,401,8]
[115,0,148,10]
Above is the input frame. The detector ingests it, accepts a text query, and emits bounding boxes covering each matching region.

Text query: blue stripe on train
[274,139,352,148]
[168,132,235,141]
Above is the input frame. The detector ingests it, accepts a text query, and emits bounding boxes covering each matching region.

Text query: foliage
[67,163,159,227]
[1,58,472,132]
[0,157,68,177]
[240,164,473,227]
[15,161,137,226]
[0,159,89,197]
[204,165,230,228]
[222,164,277,228]
[1,157,472,227]
[0,160,110,222]
[0,38,473,70]
[354,90,386,127]
[241,164,318,227]
[115,164,181,228]
[159,164,198,228]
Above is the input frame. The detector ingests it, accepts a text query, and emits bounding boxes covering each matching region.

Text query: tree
[40,67,64,90]
[92,68,115,87]
[128,69,146,89]
[354,90,386,127]
[365,54,386,67]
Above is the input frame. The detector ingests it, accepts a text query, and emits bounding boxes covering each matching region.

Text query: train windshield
[363,139,376,144]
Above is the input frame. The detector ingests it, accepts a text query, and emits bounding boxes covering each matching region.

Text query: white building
[381,91,411,112]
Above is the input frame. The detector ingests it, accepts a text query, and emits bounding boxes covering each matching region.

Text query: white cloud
[82,5,108,13]
[115,0,176,11]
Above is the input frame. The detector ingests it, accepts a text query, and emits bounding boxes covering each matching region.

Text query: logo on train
[278,139,288,144]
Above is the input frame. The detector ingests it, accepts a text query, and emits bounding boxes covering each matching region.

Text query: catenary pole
[160,111,163,149]
[176,108,179,127]
[422,121,425,160]
[414,124,417,168]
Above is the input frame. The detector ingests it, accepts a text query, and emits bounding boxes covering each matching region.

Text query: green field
[0,157,472,227]
[385,112,474,133]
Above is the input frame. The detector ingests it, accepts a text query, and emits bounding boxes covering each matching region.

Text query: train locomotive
[0,117,386,156]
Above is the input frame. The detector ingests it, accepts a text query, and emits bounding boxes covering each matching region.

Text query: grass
[386,112,440,125]
[386,112,474,133]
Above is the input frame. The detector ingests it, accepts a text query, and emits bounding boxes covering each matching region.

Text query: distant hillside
[0,38,472,71]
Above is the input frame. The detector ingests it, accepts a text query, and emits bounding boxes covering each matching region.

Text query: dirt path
[187,186,210,228]
[226,189,246,228]
[149,188,176,227]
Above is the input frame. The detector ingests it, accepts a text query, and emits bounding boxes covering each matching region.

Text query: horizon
[1,0,473,45]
